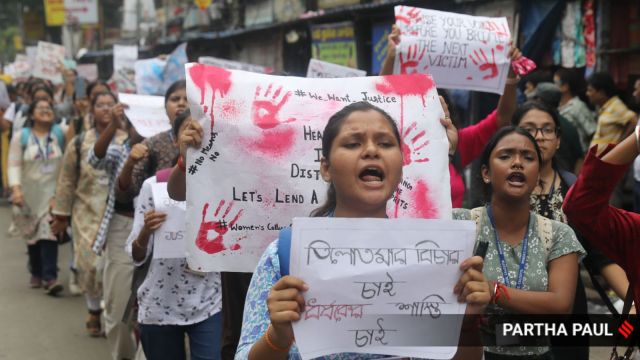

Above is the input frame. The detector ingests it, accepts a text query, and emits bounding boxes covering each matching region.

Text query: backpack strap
[558,169,577,187]
[535,214,553,260]
[278,227,292,276]
[51,124,65,152]
[20,127,29,151]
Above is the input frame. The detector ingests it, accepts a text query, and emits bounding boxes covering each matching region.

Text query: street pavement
[0,201,614,359]
[0,203,110,360]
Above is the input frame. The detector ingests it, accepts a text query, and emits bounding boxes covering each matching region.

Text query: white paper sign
[12,54,32,80]
[198,56,273,74]
[32,41,66,83]
[306,59,367,78]
[119,93,171,138]
[290,217,475,359]
[393,6,511,94]
[151,183,187,259]
[64,0,98,24]
[185,63,451,272]
[113,45,138,93]
[77,63,99,81]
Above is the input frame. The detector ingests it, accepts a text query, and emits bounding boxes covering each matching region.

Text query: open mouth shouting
[507,171,526,187]
[359,165,385,187]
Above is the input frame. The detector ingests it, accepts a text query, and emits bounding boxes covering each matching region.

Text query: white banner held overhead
[393,6,511,94]
[197,56,273,74]
[119,93,171,138]
[64,0,98,24]
[113,45,138,93]
[306,59,367,78]
[290,217,475,359]
[184,63,451,272]
[32,41,66,84]
[151,183,188,259]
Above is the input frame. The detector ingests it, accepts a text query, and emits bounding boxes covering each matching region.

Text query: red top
[450,110,498,207]
[563,145,640,306]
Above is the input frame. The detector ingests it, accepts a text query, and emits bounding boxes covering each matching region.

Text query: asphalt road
[0,202,110,360]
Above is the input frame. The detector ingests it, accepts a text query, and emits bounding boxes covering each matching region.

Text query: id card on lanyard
[32,132,55,173]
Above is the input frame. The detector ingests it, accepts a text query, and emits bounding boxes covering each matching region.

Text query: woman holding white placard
[235,101,491,360]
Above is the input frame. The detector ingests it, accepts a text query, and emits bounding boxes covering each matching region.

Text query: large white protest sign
[290,217,475,359]
[151,183,187,259]
[32,41,66,83]
[119,93,171,138]
[198,56,273,74]
[393,6,511,94]
[306,59,367,78]
[12,54,32,80]
[113,45,138,93]
[185,63,451,272]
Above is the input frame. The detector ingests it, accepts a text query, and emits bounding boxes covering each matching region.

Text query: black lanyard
[32,132,51,160]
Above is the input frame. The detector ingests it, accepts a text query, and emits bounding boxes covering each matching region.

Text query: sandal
[86,311,102,337]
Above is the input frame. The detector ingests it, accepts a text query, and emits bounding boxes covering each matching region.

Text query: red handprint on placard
[196,200,244,254]
[395,6,422,27]
[469,48,498,80]
[481,21,510,40]
[251,84,296,130]
[401,121,430,166]
[399,43,428,75]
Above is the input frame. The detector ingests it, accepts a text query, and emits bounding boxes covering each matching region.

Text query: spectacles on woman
[521,125,557,138]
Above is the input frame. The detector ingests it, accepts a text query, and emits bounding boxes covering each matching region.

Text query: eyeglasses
[522,126,557,138]
[35,106,53,112]
[94,103,115,109]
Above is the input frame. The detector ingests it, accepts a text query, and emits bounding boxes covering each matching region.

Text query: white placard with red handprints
[393,6,511,94]
[184,64,452,272]
[32,41,66,84]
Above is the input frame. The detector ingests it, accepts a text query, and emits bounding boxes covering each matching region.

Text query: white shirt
[126,176,222,325]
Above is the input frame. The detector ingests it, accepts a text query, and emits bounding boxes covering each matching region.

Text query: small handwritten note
[290,217,475,359]
[151,183,187,259]
[119,93,171,138]
[393,6,511,94]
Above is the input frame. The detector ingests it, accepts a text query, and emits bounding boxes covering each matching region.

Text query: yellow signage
[194,0,212,11]
[44,0,65,26]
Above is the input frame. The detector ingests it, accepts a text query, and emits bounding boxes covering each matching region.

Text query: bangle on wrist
[505,76,521,85]
[264,324,291,353]
[177,155,186,173]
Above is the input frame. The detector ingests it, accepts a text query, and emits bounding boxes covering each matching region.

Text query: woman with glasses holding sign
[8,98,65,295]
[235,101,492,360]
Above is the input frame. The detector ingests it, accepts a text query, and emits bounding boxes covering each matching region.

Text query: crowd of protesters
[1,29,639,360]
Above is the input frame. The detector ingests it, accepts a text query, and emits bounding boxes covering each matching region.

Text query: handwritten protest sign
[393,6,511,94]
[151,183,187,259]
[32,41,66,83]
[119,93,171,138]
[198,56,273,74]
[290,217,475,359]
[306,59,366,78]
[12,54,32,81]
[185,64,451,272]
[134,57,167,95]
[112,45,138,93]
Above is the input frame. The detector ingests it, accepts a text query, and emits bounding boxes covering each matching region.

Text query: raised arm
[496,46,521,128]
[379,25,400,76]
[168,119,203,201]
[93,103,125,159]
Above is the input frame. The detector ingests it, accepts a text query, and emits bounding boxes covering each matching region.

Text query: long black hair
[310,101,401,217]
[478,126,543,203]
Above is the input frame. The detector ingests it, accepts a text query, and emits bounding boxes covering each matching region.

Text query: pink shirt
[450,110,498,207]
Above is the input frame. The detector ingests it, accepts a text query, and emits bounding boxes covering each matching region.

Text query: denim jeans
[27,240,58,281]
[140,312,222,360]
